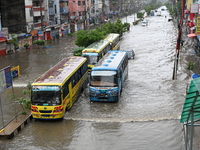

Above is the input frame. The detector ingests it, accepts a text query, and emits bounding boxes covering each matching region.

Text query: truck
[150,10,155,16]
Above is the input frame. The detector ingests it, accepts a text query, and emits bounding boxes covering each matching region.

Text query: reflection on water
[2,120,184,150]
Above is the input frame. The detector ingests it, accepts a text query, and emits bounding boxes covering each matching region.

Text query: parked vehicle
[104,33,121,50]
[82,40,110,72]
[122,49,135,59]
[142,20,148,26]
[157,11,161,16]
[150,10,155,16]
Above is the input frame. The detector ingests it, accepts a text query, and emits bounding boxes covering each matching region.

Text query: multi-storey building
[0,0,27,33]
[0,0,124,42]
[68,0,88,32]
[32,0,49,31]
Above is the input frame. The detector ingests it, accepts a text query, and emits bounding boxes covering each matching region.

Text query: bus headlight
[90,89,99,96]
[108,90,118,96]
[31,106,38,112]
[53,106,63,112]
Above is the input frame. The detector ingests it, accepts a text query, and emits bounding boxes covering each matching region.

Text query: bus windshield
[31,86,61,106]
[90,71,118,87]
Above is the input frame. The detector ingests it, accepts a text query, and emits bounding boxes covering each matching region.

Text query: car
[122,49,135,59]
[141,19,148,26]
[142,21,147,26]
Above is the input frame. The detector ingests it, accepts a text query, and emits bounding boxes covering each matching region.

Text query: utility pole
[40,0,43,31]
[84,0,86,29]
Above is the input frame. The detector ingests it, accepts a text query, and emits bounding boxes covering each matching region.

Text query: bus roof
[104,33,120,42]
[32,56,87,85]
[82,40,110,53]
[92,51,127,71]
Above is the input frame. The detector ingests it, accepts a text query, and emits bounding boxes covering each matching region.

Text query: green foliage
[56,33,60,39]
[144,0,163,15]
[113,19,127,36]
[133,20,140,25]
[68,33,73,37]
[75,19,128,47]
[48,40,53,44]
[165,1,181,19]
[9,34,19,48]
[73,46,85,56]
[187,62,195,71]
[75,30,105,47]
[137,12,145,19]
[33,40,46,48]
[10,84,31,115]
[24,43,29,48]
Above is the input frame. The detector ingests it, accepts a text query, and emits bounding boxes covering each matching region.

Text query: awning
[180,77,200,123]
[30,30,38,36]
[180,77,200,150]
[187,33,196,37]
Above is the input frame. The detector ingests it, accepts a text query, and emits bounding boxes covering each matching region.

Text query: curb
[0,113,32,139]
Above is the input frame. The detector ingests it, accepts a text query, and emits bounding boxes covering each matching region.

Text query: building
[0,0,26,34]
[68,0,88,32]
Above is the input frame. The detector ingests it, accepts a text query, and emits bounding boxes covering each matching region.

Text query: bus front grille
[39,110,52,113]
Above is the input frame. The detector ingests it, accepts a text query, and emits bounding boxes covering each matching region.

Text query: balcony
[34,22,48,28]
[33,7,46,17]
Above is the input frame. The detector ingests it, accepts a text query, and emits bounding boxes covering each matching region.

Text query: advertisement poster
[0,66,13,93]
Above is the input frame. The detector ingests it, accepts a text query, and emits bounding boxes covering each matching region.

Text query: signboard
[191,3,198,13]
[196,17,200,35]
[199,4,200,15]
[11,66,20,78]
[0,66,13,93]
[1,28,8,38]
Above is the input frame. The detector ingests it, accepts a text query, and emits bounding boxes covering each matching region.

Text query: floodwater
[0,6,196,150]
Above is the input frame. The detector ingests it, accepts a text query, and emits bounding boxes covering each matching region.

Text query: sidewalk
[0,111,32,139]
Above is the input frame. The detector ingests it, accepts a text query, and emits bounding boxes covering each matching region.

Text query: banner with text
[196,17,200,35]
[0,66,13,93]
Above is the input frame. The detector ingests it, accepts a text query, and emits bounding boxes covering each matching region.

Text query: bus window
[90,71,118,87]
[32,90,61,105]
[62,81,69,97]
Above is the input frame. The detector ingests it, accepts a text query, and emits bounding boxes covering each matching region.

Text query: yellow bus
[104,33,120,50]
[82,40,110,72]
[31,56,88,120]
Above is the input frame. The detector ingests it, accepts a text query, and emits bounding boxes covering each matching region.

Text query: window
[30,8,33,17]
[63,81,69,97]
[78,1,81,6]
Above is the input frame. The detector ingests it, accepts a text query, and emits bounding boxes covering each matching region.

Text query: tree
[137,12,145,19]
[75,30,105,47]
[9,34,19,50]
[10,83,31,115]
[75,19,128,48]
[73,46,85,56]
[33,40,46,48]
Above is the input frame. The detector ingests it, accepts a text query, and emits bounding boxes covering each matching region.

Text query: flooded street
[0,7,192,150]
